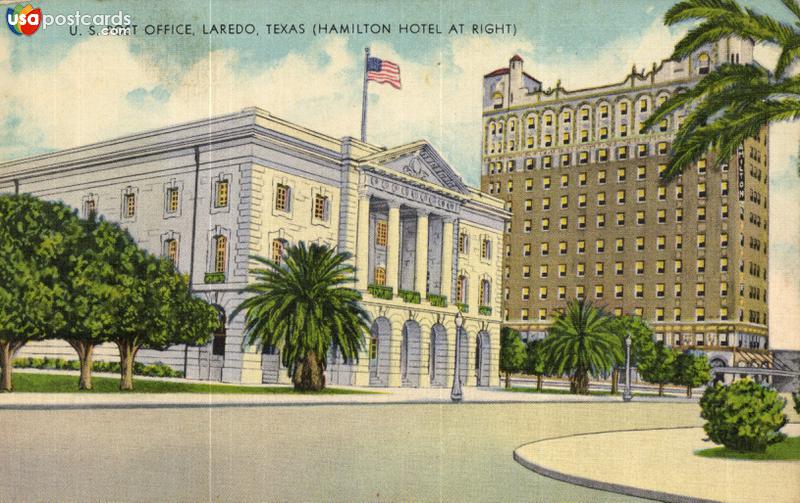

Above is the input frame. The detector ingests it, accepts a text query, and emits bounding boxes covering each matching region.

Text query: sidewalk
[0,378,699,410]
[514,423,800,503]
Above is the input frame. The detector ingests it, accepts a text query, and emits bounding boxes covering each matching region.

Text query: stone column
[441,218,454,302]
[414,210,429,295]
[386,201,401,291]
[355,193,371,290]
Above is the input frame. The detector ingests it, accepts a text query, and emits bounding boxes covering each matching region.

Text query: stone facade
[481,38,769,367]
[0,108,508,387]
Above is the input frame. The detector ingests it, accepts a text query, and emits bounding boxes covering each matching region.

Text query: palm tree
[543,299,622,394]
[642,0,800,180]
[233,242,370,391]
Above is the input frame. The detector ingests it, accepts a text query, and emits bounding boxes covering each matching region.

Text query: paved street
[0,401,704,502]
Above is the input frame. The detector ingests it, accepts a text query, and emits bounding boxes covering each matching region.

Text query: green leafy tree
[606,315,657,394]
[104,237,219,390]
[233,242,370,392]
[638,341,677,396]
[54,214,123,390]
[642,0,800,180]
[700,379,788,452]
[674,350,712,397]
[499,327,526,389]
[543,298,622,394]
[524,339,547,390]
[0,195,78,392]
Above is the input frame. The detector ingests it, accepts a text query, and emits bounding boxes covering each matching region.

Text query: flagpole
[361,47,369,142]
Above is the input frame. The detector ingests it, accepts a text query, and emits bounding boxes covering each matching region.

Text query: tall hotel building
[481,39,769,364]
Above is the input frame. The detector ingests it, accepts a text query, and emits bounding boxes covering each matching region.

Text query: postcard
[0,1,798,501]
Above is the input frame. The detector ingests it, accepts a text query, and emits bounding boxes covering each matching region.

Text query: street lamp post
[451,311,464,402]
[623,333,633,402]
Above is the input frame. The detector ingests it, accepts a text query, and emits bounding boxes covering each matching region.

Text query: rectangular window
[481,239,492,259]
[637,166,646,180]
[597,214,606,227]
[636,210,645,225]
[597,192,606,206]
[124,193,136,218]
[615,261,624,275]
[275,184,291,212]
[657,236,666,250]
[459,232,469,253]
[617,167,626,182]
[543,155,552,168]
[696,283,706,297]
[558,286,566,299]
[376,220,388,246]
[616,190,625,204]
[635,260,644,275]
[617,145,628,159]
[577,263,585,277]
[657,186,666,200]
[596,239,605,253]
[595,285,604,298]
[638,144,648,157]
[167,188,179,214]
[598,148,608,162]
[558,264,567,277]
[578,215,586,228]
[595,262,604,276]
[615,285,623,299]
[578,194,587,208]
[656,260,665,273]
[675,259,683,273]
[636,236,645,251]
[314,194,329,221]
[539,264,548,278]
[637,188,646,202]
[166,239,178,266]
[656,283,665,298]
[598,170,607,184]
[215,180,229,208]
[560,174,569,187]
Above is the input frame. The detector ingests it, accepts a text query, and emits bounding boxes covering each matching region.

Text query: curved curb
[513,426,720,503]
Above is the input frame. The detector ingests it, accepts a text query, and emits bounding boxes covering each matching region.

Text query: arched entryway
[200,305,226,381]
[429,324,448,387]
[326,341,355,386]
[475,331,491,386]
[400,320,422,387]
[709,358,726,385]
[261,344,280,384]
[369,317,391,386]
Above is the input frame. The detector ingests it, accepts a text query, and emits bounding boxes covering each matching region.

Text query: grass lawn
[6,371,373,394]
[696,436,800,461]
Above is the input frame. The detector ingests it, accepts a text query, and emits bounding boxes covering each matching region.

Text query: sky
[1,0,798,348]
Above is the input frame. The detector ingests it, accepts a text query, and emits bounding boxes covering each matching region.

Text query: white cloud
[527,19,685,91]
[768,121,800,350]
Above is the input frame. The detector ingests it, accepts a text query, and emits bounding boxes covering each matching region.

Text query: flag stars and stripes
[367,57,401,89]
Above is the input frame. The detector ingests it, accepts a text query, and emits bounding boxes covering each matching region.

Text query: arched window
[480,279,491,306]
[213,235,227,273]
[698,52,710,74]
[488,121,496,135]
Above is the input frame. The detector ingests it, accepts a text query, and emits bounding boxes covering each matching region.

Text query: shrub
[13,356,182,378]
[700,378,788,453]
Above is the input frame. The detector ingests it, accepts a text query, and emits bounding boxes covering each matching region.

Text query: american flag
[367,57,401,89]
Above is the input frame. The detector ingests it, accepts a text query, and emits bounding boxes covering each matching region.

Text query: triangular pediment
[359,141,469,194]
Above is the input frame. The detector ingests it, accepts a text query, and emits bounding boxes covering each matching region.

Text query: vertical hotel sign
[737,145,745,202]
